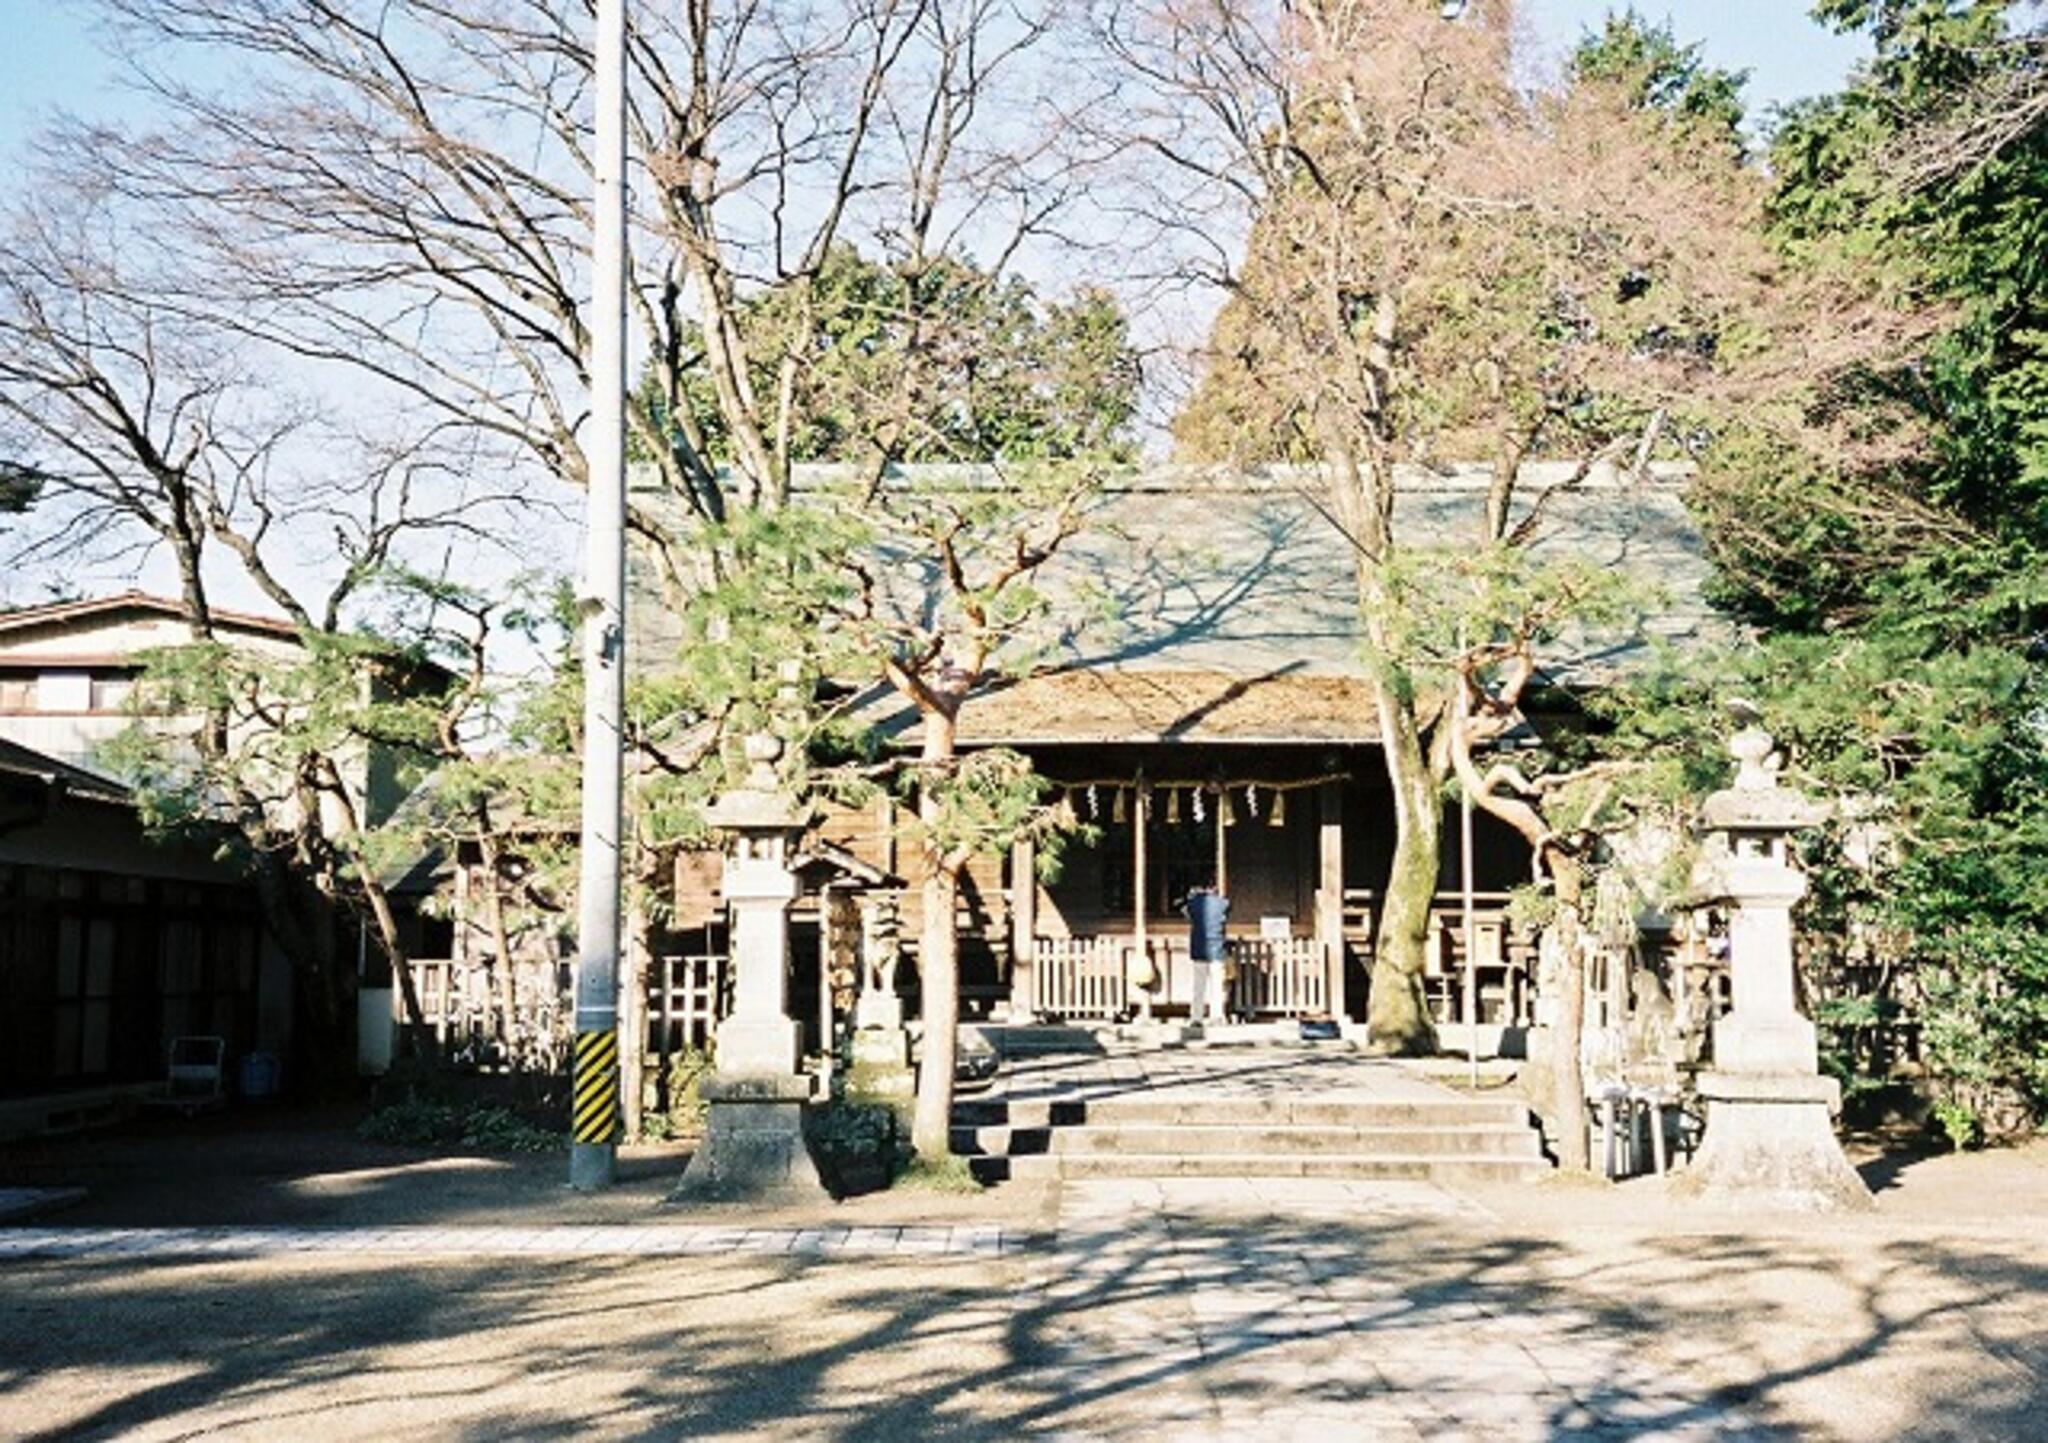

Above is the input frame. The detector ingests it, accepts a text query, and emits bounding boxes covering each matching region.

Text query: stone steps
[970,1152,1550,1183]
[953,1096,1531,1130]
[953,1122,1545,1159]
[952,1092,1551,1185]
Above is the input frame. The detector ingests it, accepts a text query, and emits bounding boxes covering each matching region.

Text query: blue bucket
[238,1052,282,1099]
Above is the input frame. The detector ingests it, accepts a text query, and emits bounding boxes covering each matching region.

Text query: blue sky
[1520,1,1870,116]
[0,1,1872,614]
[1,1,1870,169]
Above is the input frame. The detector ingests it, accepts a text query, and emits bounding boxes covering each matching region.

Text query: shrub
[805,1100,906,1195]
[639,1047,713,1141]
[359,1098,561,1153]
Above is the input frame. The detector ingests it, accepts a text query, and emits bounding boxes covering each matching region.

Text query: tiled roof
[0,736,131,805]
[631,462,1730,746]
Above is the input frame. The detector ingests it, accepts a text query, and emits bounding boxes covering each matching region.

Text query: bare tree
[0,189,543,1085]
[72,0,1104,538]
[33,0,1116,1114]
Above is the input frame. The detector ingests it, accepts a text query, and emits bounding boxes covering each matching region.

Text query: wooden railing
[1230,937,1329,1017]
[1031,935,1332,1020]
[649,952,730,1055]
[1032,936,1129,1020]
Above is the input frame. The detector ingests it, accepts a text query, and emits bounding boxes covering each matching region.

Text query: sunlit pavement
[5,1173,2045,1440]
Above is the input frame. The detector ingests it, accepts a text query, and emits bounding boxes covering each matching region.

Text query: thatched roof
[942,668,1380,745]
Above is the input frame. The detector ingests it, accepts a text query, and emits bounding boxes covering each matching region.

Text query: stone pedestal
[848,985,913,1097]
[855,990,904,1033]
[673,1074,826,1200]
[716,1017,802,1076]
[1675,1071,1869,1211]
[848,1028,913,1102]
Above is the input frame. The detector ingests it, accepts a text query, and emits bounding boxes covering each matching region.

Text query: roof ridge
[625,459,1697,493]
[0,591,302,639]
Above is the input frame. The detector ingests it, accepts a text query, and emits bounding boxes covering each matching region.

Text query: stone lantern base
[847,992,914,1098]
[672,1073,829,1202]
[1672,1072,1871,1212]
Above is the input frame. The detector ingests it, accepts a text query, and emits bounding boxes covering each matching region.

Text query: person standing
[1182,883,1231,1027]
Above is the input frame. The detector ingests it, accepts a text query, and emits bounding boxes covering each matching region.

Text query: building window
[0,675,34,712]
[50,916,118,1080]
[89,674,135,713]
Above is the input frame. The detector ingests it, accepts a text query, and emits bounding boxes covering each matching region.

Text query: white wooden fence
[1229,937,1329,1017]
[1032,937,1130,1020]
[1031,935,1331,1020]
[648,951,730,1055]
[406,957,568,1069]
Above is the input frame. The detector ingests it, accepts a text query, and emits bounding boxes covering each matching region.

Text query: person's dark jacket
[1184,891,1230,961]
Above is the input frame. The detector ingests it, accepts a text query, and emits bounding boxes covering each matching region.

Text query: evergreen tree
[1695,0,2048,1141]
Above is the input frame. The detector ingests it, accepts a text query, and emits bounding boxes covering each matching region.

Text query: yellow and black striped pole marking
[572,1028,622,1145]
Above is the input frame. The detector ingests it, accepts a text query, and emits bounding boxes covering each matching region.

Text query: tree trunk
[620,894,650,1139]
[315,757,428,1036]
[359,868,428,1037]
[1548,862,1592,1171]
[477,832,521,1058]
[1328,440,1443,1056]
[910,712,961,1160]
[254,858,354,1098]
[1367,695,1443,1055]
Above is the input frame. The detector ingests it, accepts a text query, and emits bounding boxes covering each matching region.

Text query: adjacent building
[0,736,287,1136]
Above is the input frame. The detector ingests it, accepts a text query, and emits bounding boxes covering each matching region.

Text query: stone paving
[1008,1177,1784,1441]
[982,1038,1464,1110]
[5,1165,2043,1437]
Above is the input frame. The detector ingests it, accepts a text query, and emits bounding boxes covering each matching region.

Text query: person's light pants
[1191,958,1222,1023]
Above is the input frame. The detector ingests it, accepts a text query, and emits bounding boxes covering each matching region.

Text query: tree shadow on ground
[4,1201,2045,1440]
[0,1106,688,1228]
[1854,1144,1945,1196]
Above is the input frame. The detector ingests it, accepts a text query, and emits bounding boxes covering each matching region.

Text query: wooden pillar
[1318,780,1345,1019]
[1009,836,1038,1021]
[1134,782,1152,1022]
[818,884,837,1090]
[1215,791,1229,895]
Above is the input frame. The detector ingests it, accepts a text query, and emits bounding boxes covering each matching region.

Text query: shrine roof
[630,462,1730,746]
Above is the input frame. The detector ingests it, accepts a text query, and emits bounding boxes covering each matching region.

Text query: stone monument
[1677,706,1871,1210]
[847,892,915,1098]
[673,730,829,1201]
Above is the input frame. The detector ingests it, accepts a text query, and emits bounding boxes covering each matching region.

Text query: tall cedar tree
[1136,0,1922,1146]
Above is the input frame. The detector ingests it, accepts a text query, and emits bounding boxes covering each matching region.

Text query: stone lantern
[1679,711,1870,1210]
[674,730,829,1201]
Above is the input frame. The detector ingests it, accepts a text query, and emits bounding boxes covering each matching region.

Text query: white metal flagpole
[1459,630,1478,1089]
[1462,772,1477,1087]
[571,0,629,1191]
